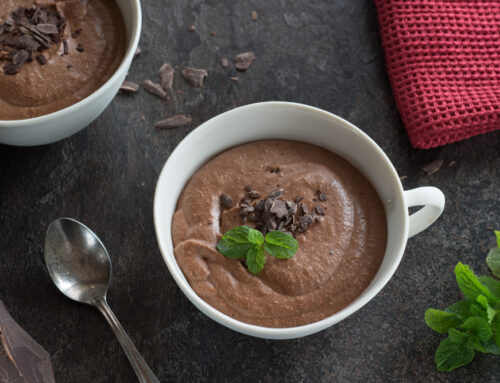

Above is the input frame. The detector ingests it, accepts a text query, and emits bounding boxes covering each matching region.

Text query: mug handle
[404,187,445,238]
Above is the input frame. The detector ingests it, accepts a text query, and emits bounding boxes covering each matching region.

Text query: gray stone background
[1,0,499,381]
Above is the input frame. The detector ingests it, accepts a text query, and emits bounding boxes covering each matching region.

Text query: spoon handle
[95,298,160,383]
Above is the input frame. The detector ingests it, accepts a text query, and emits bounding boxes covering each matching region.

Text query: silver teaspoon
[44,218,159,383]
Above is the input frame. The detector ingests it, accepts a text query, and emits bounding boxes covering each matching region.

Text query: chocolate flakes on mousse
[0,6,69,75]
[221,186,327,237]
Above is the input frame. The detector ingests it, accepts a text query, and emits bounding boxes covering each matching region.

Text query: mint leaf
[455,263,495,301]
[479,276,500,300]
[448,328,469,343]
[479,338,500,355]
[246,245,265,275]
[217,226,263,258]
[494,316,500,348]
[445,300,472,320]
[461,317,492,342]
[486,248,500,279]
[476,295,496,324]
[263,231,298,259]
[435,337,475,372]
[425,309,462,333]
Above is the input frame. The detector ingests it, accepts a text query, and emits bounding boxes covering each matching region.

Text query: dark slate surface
[1,0,499,382]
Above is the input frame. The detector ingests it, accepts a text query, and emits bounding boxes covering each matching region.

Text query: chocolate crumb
[234,52,256,71]
[298,215,314,232]
[245,185,253,192]
[182,67,208,88]
[143,79,168,99]
[422,159,443,176]
[315,206,325,215]
[248,191,261,199]
[76,43,84,52]
[295,196,303,203]
[268,189,284,199]
[188,25,195,32]
[158,63,175,90]
[12,50,28,66]
[36,53,47,65]
[71,28,82,38]
[154,114,192,129]
[220,194,233,209]
[119,81,139,94]
[221,58,229,68]
[251,10,259,21]
[66,64,73,70]
[318,191,328,201]
[62,39,68,55]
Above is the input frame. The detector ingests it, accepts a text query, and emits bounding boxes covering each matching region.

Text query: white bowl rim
[154,101,408,338]
[0,0,142,126]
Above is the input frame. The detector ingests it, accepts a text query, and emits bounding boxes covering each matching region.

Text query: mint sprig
[425,231,500,371]
[216,226,298,274]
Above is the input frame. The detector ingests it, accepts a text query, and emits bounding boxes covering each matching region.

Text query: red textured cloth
[375,0,500,148]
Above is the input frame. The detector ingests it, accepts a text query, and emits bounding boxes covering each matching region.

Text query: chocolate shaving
[158,63,175,90]
[36,23,58,34]
[422,159,443,176]
[62,39,68,55]
[119,80,139,94]
[182,67,208,88]
[154,114,192,129]
[234,51,256,71]
[143,79,168,99]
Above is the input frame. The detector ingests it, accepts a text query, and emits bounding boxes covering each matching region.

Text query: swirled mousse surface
[0,0,126,120]
[172,140,387,328]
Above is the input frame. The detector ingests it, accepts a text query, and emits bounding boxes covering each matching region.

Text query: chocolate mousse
[172,140,388,328]
[0,0,126,120]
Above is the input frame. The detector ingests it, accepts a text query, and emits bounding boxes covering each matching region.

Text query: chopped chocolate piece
[263,212,277,231]
[315,206,325,215]
[422,159,443,176]
[143,79,168,99]
[248,191,261,199]
[0,300,56,383]
[318,190,328,201]
[36,53,47,65]
[11,49,28,66]
[182,67,208,88]
[16,35,41,51]
[268,189,284,199]
[154,114,192,129]
[239,201,250,208]
[300,203,308,215]
[221,57,229,68]
[270,199,288,219]
[255,200,265,212]
[251,10,259,21]
[36,23,58,34]
[188,25,195,32]
[3,63,19,75]
[119,80,139,94]
[245,185,253,192]
[76,43,84,52]
[295,196,304,203]
[234,51,256,71]
[264,197,274,211]
[62,39,68,54]
[158,63,175,90]
[287,202,297,215]
[298,214,314,232]
[220,194,233,209]
[71,28,82,38]
[242,206,255,214]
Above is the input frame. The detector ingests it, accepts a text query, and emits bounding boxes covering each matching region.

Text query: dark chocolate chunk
[154,115,192,129]
[3,63,20,75]
[182,67,208,88]
[76,43,84,52]
[255,200,265,212]
[220,194,233,209]
[295,196,303,203]
[315,206,325,215]
[248,191,261,199]
[36,53,47,65]
[300,203,309,214]
[11,49,28,66]
[143,79,168,99]
[15,35,40,50]
[268,189,284,199]
[119,80,139,94]
[36,23,58,34]
[270,199,288,219]
[158,63,175,90]
[62,38,68,54]
[0,300,56,383]
[318,191,328,201]
[244,185,253,192]
[287,201,297,215]
[298,214,314,232]
[234,51,256,71]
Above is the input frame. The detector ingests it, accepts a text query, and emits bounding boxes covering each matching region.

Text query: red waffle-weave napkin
[375,0,500,148]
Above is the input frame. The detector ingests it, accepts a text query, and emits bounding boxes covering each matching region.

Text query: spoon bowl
[44,218,159,383]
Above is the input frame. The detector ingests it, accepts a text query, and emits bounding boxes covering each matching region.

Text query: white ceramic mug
[0,0,142,146]
[154,102,445,339]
